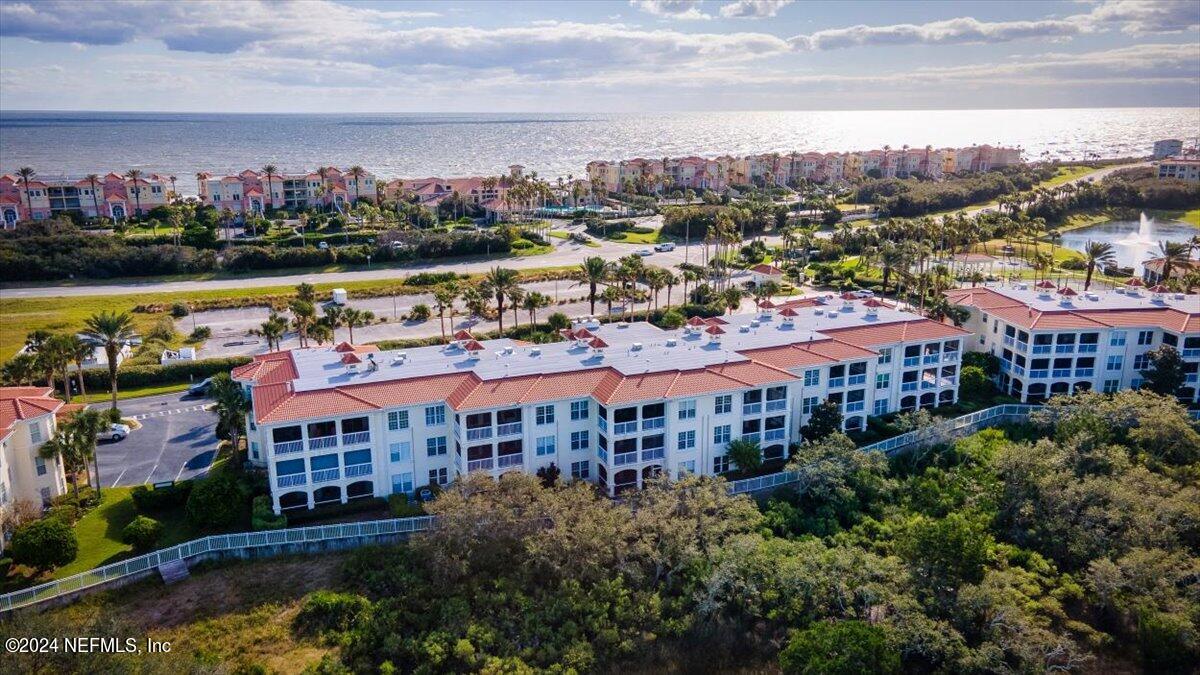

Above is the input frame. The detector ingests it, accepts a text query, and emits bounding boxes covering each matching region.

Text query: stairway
[158,559,190,585]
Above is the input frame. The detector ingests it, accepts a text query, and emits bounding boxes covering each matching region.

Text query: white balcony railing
[641,448,664,462]
[342,431,370,446]
[308,436,337,450]
[764,429,786,441]
[277,473,306,488]
[613,451,638,466]
[765,400,787,412]
[903,356,920,367]
[742,432,761,444]
[742,403,763,415]
[496,422,522,437]
[1032,345,1051,354]
[467,457,494,471]
[312,468,341,483]
[497,454,523,468]
[345,463,372,478]
[613,421,638,435]
[641,417,665,431]
[466,427,493,441]
[273,440,303,455]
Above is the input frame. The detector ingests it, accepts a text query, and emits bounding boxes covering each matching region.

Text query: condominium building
[0,172,173,226]
[1155,157,1200,182]
[946,282,1200,403]
[197,166,378,215]
[235,297,966,513]
[0,387,70,522]
[382,165,525,214]
[1153,139,1184,159]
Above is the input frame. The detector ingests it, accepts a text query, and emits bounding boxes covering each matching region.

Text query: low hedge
[285,497,387,525]
[81,356,252,390]
[251,495,287,530]
[131,481,193,513]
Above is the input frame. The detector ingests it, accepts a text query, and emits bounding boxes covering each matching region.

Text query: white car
[636,248,653,257]
[851,290,875,298]
[100,423,131,442]
[653,242,675,252]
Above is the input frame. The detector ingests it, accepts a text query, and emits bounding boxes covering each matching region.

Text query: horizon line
[2,105,1199,116]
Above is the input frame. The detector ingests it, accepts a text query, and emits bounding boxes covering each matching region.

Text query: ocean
[1,108,1197,192]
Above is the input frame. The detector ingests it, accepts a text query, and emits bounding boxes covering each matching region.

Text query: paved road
[95,391,218,488]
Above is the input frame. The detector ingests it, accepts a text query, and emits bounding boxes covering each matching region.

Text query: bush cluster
[80,356,251,391]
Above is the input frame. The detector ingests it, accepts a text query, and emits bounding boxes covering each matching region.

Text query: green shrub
[9,518,78,571]
[294,590,372,636]
[779,621,900,675]
[251,495,287,531]
[131,482,192,513]
[409,304,431,322]
[170,302,190,318]
[145,315,178,343]
[510,238,535,250]
[388,493,425,518]
[122,515,163,552]
[658,309,685,329]
[81,356,252,391]
[186,472,246,529]
[105,407,124,423]
[285,497,387,525]
[189,326,212,341]
[44,504,81,525]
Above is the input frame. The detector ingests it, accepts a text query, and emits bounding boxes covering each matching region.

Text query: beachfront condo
[196,166,378,215]
[1155,156,1200,182]
[0,172,172,227]
[0,387,73,552]
[382,165,526,216]
[946,283,1200,404]
[234,297,966,513]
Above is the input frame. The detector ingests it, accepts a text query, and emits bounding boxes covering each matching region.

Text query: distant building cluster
[196,166,378,216]
[1151,138,1200,183]
[0,172,173,226]
[586,144,1023,193]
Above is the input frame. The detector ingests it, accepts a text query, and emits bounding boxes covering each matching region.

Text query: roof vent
[814,309,824,316]
[391,352,407,365]
[665,338,677,347]
[530,347,541,356]
[1115,287,1126,294]
[503,346,514,355]
[739,324,750,333]
[617,322,629,328]
[1086,293,1099,301]
[1174,293,1185,300]
[631,342,643,351]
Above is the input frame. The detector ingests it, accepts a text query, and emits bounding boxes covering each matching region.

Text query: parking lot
[95,391,219,488]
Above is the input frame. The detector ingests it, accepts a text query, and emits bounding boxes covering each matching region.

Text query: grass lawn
[1039,164,1099,189]
[547,230,570,239]
[608,229,665,245]
[71,382,193,404]
[1149,207,1200,227]
[512,243,554,257]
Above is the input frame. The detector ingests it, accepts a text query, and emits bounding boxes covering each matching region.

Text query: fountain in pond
[1116,212,1156,247]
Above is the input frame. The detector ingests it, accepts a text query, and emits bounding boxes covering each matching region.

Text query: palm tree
[1082,240,1116,291]
[343,307,375,344]
[348,165,366,205]
[252,311,289,351]
[602,285,621,318]
[81,311,135,410]
[433,283,458,344]
[210,373,250,462]
[523,291,550,326]
[39,432,85,499]
[576,256,609,315]
[66,408,107,499]
[323,305,346,343]
[317,166,330,211]
[483,267,520,334]
[124,169,144,217]
[85,173,101,220]
[721,286,744,315]
[41,333,76,402]
[878,243,905,299]
[290,299,316,348]
[16,166,35,218]
[1157,240,1191,286]
[662,270,679,309]
[0,352,40,385]
[507,285,526,330]
[261,164,278,211]
[69,335,91,399]
[168,175,178,202]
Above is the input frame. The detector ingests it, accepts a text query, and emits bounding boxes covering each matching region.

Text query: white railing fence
[0,515,434,615]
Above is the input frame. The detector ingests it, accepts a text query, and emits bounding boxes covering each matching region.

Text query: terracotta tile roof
[255,372,478,424]
[232,351,298,384]
[0,386,63,433]
[821,320,968,348]
[750,263,784,275]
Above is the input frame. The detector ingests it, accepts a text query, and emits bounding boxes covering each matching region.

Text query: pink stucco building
[0,172,172,227]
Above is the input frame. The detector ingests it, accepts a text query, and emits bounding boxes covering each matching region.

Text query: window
[714,394,732,414]
[1137,330,1154,346]
[1103,379,1120,393]
[713,424,731,444]
[678,399,696,420]
[387,410,409,431]
[425,405,446,426]
[1133,354,1149,371]
[29,422,42,444]
[1106,355,1123,371]
[536,435,556,456]
[877,348,892,365]
[677,430,696,450]
[570,400,589,420]
[876,373,890,390]
[426,436,447,456]
[1131,378,1143,389]
[35,456,47,476]
[429,468,448,486]
[570,461,590,479]
[803,369,820,386]
[536,404,555,425]
[389,441,412,462]
[802,396,820,414]
[570,430,589,451]
[713,456,730,473]
[874,398,889,416]
[677,460,695,478]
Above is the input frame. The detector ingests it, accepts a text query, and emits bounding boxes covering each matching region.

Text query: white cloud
[629,0,711,20]
[790,16,1089,50]
[719,0,793,19]
[1085,0,1200,34]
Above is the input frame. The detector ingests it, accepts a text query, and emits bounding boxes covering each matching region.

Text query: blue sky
[0,0,1197,112]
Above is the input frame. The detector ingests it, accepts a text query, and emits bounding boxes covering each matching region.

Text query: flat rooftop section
[949,284,1199,313]
[284,298,938,393]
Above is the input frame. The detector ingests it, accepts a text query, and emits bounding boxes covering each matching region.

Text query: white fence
[0,515,434,614]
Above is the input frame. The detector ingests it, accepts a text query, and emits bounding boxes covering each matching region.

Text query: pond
[1058,213,1198,274]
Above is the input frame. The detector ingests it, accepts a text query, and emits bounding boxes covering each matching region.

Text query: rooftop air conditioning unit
[530,347,541,356]
[739,325,750,333]
[814,309,824,316]
[617,322,629,328]
[631,342,642,351]
[1174,293,1185,300]
[665,338,677,347]
[750,320,760,328]
[1115,287,1126,294]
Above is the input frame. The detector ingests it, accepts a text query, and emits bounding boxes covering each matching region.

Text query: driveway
[95,391,219,488]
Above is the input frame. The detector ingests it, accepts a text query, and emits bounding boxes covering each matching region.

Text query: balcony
[1074,369,1094,378]
[845,402,864,413]
[764,429,786,441]
[277,474,306,488]
[1186,373,1198,384]
[903,356,920,367]
[613,421,639,435]
[1183,349,1200,358]
[848,375,866,386]
[274,440,303,455]
[1078,344,1098,353]
[497,454,524,469]
[497,422,523,437]
[308,436,337,450]
[345,463,373,478]
[921,380,937,390]
[1055,345,1075,354]
[1032,345,1051,355]
[641,448,664,462]
[1029,370,1048,379]
[613,451,638,466]
[467,457,494,471]
[598,418,608,432]
[765,399,787,412]
[940,376,958,387]
[742,402,763,415]
[466,427,493,441]
[1003,335,1015,347]
[1014,342,1028,353]
[312,468,341,483]
[1012,365,1026,376]
[597,448,608,462]
[901,382,918,392]
[826,379,844,389]
[641,417,665,431]
[742,432,761,444]
[1052,369,1071,378]
[342,431,370,446]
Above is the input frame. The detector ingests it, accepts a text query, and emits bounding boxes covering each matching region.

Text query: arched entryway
[614,469,638,495]
[313,485,341,505]
[279,491,308,511]
[346,480,373,500]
